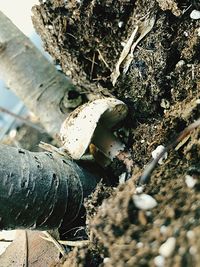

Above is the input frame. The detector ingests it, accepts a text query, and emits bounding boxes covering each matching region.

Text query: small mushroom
[60,98,133,175]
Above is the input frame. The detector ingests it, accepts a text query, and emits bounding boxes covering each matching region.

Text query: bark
[0,144,98,230]
[0,11,80,137]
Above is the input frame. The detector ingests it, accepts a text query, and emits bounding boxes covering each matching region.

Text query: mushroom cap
[60,98,128,159]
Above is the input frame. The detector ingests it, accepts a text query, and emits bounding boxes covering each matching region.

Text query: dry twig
[0,106,44,133]
[139,118,200,185]
[41,231,67,257]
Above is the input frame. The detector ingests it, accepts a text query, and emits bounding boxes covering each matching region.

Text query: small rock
[103,257,110,263]
[159,237,176,257]
[145,211,152,217]
[136,242,143,248]
[179,247,186,255]
[154,255,165,267]
[160,225,168,235]
[118,21,123,28]
[186,230,195,240]
[160,99,170,109]
[189,246,197,255]
[185,175,196,188]
[46,25,53,30]
[135,186,144,194]
[119,172,126,184]
[176,60,185,68]
[152,145,168,165]
[133,193,157,210]
[190,10,200,20]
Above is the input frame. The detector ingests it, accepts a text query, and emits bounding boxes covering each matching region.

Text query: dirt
[31,0,200,266]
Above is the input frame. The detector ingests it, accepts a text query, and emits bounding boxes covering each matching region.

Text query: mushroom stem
[92,124,125,160]
[92,124,133,175]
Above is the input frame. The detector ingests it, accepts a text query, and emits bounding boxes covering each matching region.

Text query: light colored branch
[0,11,79,137]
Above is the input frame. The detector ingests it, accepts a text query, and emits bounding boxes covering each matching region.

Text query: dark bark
[0,144,98,230]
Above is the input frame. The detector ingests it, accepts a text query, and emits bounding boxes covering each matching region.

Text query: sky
[0,0,39,36]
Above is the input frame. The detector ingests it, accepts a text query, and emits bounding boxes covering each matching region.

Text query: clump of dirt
[90,129,200,267]
[31,0,200,266]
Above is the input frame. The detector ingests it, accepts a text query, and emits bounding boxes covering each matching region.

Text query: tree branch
[0,144,98,230]
[0,11,80,136]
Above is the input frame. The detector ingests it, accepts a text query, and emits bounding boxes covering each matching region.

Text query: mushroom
[60,98,133,175]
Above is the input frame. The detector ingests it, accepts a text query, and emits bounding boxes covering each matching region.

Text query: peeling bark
[0,144,98,230]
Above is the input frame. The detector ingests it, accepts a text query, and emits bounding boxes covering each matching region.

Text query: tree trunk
[0,11,80,137]
[0,144,98,230]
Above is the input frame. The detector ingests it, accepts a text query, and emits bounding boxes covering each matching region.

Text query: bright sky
[0,0,39,36]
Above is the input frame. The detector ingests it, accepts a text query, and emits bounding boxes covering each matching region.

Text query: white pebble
[119,172,126,184]
[136,242,144,248]
[46,25,53,30]
[145,211,152,217]
[103,257,110,263]
[159,237,176,258]
[185,175,196,188]
[186,230,195,240]
[154,255,165,267]
[179,247,186,255]
[133,193,157,210]
[118,21,123,28]
[135,186,144,194]
[160,225,168,235]
[152,145,168,165]
[189,246,197,255]
[190,10,200,20]
[176,60,185,68]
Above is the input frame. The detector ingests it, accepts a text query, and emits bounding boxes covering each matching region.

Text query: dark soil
[31,0,200,266]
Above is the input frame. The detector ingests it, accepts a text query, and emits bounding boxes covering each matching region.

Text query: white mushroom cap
[60,98,128,159]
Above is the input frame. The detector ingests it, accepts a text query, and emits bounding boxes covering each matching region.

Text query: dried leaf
[0,230,60,267]
[110,15,156,86]
[123,16,156,74]
[0,230,16,256]
[110,26,139,86]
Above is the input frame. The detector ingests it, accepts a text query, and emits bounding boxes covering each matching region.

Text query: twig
[41,235,89,247]
[24,230,28,267]
[59,240,89,247]
[90,52,96,80]
[97,49,111,70]
[0,106,45,133]
[39,141,70,158]
[41,231,66,257]
[138,118,200,185]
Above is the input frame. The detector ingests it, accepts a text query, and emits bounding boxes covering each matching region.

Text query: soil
[31,0,200,266]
